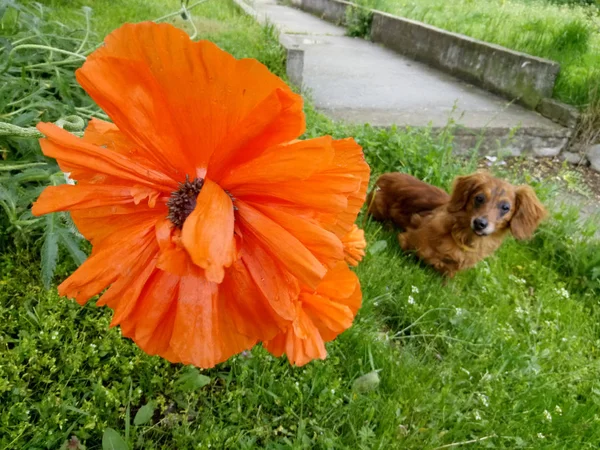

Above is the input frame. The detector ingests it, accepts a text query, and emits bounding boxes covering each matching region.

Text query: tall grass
[357,0,600,107]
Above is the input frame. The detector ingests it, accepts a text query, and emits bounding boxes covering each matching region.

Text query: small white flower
[509,274,526,285]
[474,411,482,421]
[455,308,465,316]
[555,287,570,299]
[408,295,415,305]
[331,389,335,394]
[543,410,552,422]
[537,433,545,439]
[90,343,97,349]
[555,405,563,415]
[515,306,525,314]
[561,337,568,342]
[374,301,379,306]
[478,393,490,407]
[411,286,419,294]
[63,172,75,185]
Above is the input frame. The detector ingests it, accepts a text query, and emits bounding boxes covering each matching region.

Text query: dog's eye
[499,202,511,215]
[474,194,485,206]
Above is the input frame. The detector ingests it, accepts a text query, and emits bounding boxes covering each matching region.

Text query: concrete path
[240,0,568,155]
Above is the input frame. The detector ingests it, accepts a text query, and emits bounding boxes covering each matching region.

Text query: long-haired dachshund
[367,171,547,277]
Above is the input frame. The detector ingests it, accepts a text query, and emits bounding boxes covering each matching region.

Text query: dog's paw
[398,233,408,250]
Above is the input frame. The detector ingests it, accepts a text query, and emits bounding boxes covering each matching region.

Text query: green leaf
[176,367,211,392]
[368,240,388,256]
[133,402,155,426]
[352,370,381,394]
[41,214,59,289]
[58,227,87,266]
[102,428,128,450]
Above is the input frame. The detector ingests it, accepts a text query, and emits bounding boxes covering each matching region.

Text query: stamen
[167,175,205,229]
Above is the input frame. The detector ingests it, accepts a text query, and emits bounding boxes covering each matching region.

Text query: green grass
[2,0,600,448]
[354,0,600,107]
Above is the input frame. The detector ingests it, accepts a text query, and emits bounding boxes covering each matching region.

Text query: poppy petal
[100,243,159,326]
[77,22,302,179]
[264,308,327,367]
[122,270,180,357]
[248,202,344,269]
[219,259,284,341]
[301,293,354,333]
[316,261,360,301]
[218,137,334,189]
[37,122,177,191]
[79,118,159,183]
[58,219,157,304]
[170,271,256,368]
[322,138,370,237]
[180,179,236,283]
[235,138,369,237]
[341,225,366,267]
[208,88,305,181]
[236,200,326,290]
[71,207,165,246]
[241,230,299,322]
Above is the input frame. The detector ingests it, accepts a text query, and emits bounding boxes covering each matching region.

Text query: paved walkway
[245,0,564,132]
[237,0,600,229]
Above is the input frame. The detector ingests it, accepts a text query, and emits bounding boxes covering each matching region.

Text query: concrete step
[237,0,571,156]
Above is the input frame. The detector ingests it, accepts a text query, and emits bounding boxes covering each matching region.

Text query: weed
[345,5,374,38]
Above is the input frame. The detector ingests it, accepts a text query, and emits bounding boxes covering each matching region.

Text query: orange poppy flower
[342,224,367,267]
[31,22,370,368]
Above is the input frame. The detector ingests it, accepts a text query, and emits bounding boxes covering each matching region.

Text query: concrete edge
[300,0,354,25]
[536,98,580,128]
[232,0,305,88]
[296,0,563,113]
[433,126,571,157]
[369,10,559,109]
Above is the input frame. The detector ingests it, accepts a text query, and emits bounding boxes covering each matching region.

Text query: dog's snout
[473,217,488,231]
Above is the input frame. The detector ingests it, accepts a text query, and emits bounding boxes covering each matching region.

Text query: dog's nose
[473,217,488,231]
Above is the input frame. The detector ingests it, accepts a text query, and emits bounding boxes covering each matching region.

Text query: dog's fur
[367,171,547,277]
[366,173,450,229]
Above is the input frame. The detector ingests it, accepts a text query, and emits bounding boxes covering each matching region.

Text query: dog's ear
[510,186,547,240]
[448,172,487,213]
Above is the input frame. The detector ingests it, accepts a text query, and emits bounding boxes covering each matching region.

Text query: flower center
[167,176,204,229]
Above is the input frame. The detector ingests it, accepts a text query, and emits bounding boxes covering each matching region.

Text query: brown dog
[367,171,547,277]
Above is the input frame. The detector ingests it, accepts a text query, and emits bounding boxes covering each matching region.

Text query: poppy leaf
[352,370,381,394]
[368,240,387,256]
[133,402,155,426]
[57,227,87,266]
[101,428,128,450]
[176,367,211,392]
